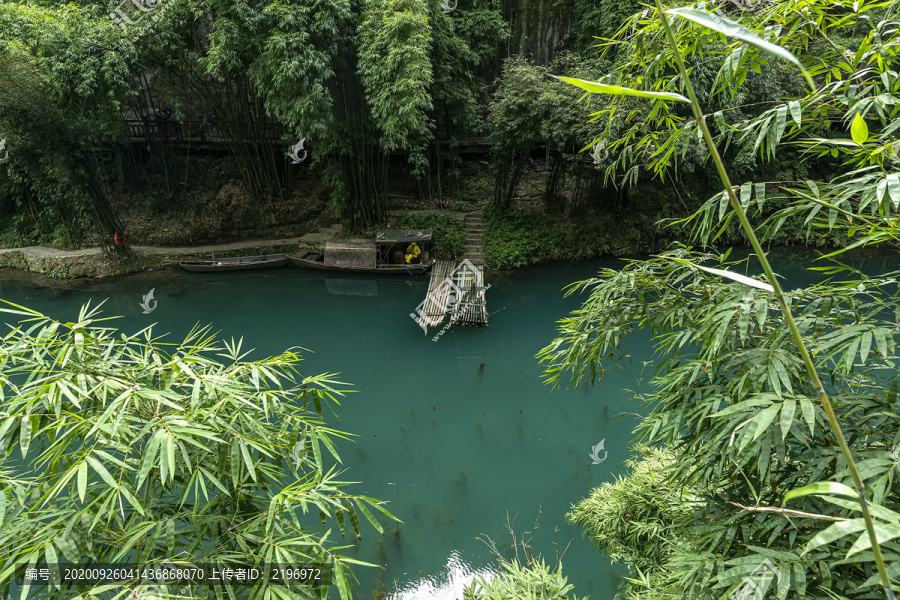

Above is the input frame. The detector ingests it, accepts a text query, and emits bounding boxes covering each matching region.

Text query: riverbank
[0,211,476,279]
[0,201,853,280]
[0,237,316,279]
[0,210,483,279]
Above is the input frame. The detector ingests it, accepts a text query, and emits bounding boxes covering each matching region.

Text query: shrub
[484,206,620,269]
[463,559,585,600]
[394,211,468,259]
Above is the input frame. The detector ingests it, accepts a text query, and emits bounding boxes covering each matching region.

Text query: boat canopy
[374,229,432,244]
[324,239,377,269]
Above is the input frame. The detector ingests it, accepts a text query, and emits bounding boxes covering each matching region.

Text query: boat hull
[289,253,433,274]
[179,255,289,272]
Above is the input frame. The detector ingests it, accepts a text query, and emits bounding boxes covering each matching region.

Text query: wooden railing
[124,119,286,144]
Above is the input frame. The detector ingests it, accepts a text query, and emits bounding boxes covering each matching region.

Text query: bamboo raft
[416,260,488,328]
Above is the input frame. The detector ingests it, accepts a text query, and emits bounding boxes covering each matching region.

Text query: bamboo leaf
[784,481,857,504]
[230,438,241,487]
[753,405,781,440]
[847,523,900,557]
[266,496,279,536]
[851,113,869,145]
[165,432,176,484]
[774,106,787,145]
[86,455,118,490]
[754,183,766,210]
[346,501,361,538]
[335,506,346,536]
[355,500,384,535]
[859,331,873,365]
[779,399,796,442]
[136,431,163,491]
[54,534,78,563]
[713,110,726,131]
[551,75,690,102]
[43,541,58,571]
[667,257,775,291]
[191,378,201,416]
[310,433,323,471]
[332,560,351,600]
[740,182,752,208]
[805,519,866,552]
[166,518,175,554]
[77,461,88,503]
[887,173,900,210]
[788,100,802,126]
[718,190,730,220]
[667,8,814,89]
[799,398,815,436]
[19,415,32,458]
[198,467,228,495]
[239,440,257,483]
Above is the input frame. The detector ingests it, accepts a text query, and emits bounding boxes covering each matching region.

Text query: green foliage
[0,301,392,600]
[678,0,900,257]
[0,0,509,235]
[394,211,468,259]
[539,247,900,599]
[568,446,699,574]
[358,0,434,153]
[575,0,900,260]
[0,208,75,249]
[488,53,641,211]
[573,0,812,190]
[574,0,641,48]
[489,54,600,156]
[197,0,508,227]
[484,205,674,269]
[0,6,131,250]
[462,558,585,600]
[484,208,567,268]
[459,171,494,204]
[546,3,900,594]
[202,0,350,144]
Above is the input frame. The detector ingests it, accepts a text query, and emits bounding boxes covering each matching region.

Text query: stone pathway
[0,224,345,278]
[0,223,344,262]
[0,238,299,261]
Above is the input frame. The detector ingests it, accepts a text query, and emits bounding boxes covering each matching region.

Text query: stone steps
[463,210,486,264]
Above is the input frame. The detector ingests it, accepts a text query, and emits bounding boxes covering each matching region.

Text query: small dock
[417,260,488,328]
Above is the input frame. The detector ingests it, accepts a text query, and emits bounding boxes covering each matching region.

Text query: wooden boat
[289,229,435,274]
[179,254,289,272]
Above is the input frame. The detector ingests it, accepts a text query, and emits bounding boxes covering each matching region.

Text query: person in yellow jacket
[405,242,421,264]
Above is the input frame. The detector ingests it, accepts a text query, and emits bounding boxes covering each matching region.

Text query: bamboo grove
[0,0,508,242]
[540,0,900,598]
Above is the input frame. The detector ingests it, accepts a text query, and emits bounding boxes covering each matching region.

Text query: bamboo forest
[2,0,900,599]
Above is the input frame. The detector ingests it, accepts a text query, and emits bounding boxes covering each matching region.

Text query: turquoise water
[0,259,642,599]
[1,248,895,599]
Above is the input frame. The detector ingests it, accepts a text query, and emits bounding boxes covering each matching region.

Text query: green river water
[1,248,895,600]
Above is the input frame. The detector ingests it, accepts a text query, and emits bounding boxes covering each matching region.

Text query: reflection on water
[386,552,494,600]
[326,278,379,297]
